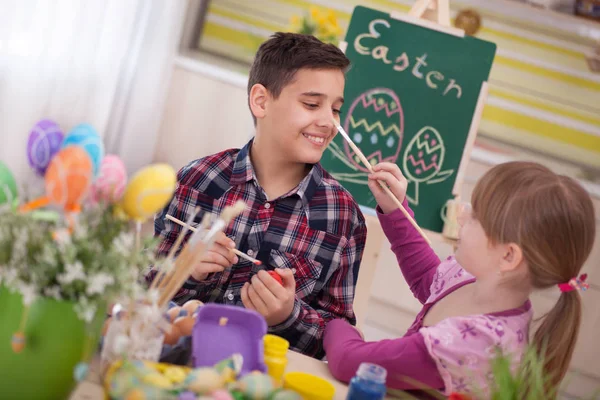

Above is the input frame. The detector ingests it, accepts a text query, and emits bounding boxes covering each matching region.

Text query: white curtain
[0,0,186,194]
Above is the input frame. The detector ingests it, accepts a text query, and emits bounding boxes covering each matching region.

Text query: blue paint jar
[346,363,387,400]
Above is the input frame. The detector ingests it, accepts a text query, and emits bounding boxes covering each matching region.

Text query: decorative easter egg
[163,323,181,345]
[182,299,203,315]
[120,164,176,221]
[211,390,235,400]
[73,362,89,382]
[11,332,25,353]
[270,390,303,400]
[27,119,64,176]
[61,123,104,175]
[89,154,127,203]
[342,88,404,171]
[185,367,225,394]
[238,373,274,399]
[121,164,177,221]
[230,391,245,400]
[124,388,146,400]
[174,316,195,337]
[402,126,445,183]
[167,307,182,323]
[142,372,173,389]
[45,146,93,209]
[163,366,187,384]
[0,161,18,207]
[267,271,283,285]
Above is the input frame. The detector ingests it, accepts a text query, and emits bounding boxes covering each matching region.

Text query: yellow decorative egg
[185,367,225,394]
[120,163,176,221]
[142,372,173,389]
[163,366,187,384]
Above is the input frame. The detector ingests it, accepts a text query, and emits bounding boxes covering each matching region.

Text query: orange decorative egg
[163,323,181,345]
[174,316,195,337]
[45,146,93,209]
[11,332,25,353]
[182,300,203,315]
[167,306,182,323]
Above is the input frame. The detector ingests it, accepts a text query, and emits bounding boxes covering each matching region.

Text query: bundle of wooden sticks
[149,201,246,307]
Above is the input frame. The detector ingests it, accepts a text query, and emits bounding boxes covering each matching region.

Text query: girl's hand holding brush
[367,162,409,215]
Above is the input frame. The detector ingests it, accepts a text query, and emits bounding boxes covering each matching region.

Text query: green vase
[0,286,104,400]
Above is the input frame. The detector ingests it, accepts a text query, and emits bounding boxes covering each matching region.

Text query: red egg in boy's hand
[268,270,283,285]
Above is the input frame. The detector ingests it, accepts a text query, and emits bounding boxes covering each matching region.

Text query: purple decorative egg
[27,119,64,176]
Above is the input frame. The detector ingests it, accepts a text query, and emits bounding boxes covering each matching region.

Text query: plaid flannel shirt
[147,140,367,358]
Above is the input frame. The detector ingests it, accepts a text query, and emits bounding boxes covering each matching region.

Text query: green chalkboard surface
[322,6,496,232]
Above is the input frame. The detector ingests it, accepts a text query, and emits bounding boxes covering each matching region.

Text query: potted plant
[0,205,156,400]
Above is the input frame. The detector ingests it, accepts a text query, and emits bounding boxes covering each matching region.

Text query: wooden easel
[390,0,465,38]
[399,0,489,200]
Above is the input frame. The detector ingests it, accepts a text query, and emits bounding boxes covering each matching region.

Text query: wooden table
[69,350,350,400]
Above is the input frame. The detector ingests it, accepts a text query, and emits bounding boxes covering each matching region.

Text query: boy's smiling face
[251,68,345,164]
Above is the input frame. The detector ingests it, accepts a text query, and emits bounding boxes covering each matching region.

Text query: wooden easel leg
[409,0,451,27]
[409,0,433,19]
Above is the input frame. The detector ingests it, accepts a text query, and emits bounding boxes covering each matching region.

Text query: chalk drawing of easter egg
[343,88,404,172]
[402,126,445,183]
[27,119,64,176]
[61,124,104,176]
[89,155,128,204]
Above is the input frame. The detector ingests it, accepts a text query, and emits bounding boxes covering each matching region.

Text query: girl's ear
[499,242,524,273]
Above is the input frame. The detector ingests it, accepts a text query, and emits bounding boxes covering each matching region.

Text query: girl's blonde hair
[471,161,595,389]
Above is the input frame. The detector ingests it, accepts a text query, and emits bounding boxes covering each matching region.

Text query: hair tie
[558,274,589,293]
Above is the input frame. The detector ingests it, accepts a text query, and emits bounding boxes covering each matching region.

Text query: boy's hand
[190,232,238,281]
[241,269,295,326]
[367,162,407,214]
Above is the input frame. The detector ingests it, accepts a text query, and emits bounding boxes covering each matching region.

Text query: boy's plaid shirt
[147,140,367,358]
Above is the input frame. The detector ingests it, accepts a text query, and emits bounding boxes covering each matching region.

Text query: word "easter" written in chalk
[354,19,463,99]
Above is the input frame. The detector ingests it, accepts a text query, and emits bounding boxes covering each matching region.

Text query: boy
[149,33,367,359]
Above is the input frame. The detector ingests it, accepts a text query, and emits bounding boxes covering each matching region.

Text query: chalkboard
[322,6,496,232]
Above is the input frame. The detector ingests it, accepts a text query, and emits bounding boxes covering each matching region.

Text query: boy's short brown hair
[248,32,350,123]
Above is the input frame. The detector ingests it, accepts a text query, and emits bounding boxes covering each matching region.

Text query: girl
[323,161,595,396]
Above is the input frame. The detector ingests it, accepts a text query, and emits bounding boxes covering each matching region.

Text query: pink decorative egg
[89,155,127,204]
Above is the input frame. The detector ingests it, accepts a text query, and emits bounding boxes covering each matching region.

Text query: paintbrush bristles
[156,202,247,307]
[220,201,245,223]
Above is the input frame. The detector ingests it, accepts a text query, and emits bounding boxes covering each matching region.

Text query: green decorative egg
[238,373,274,400]
[269,389,303,400]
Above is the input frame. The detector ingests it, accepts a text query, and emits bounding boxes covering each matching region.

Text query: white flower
[18,283,37,306]
[113,233,134,257]
[86,273,115,296]
[57,261,86,285]
[44,286,62,300]
[53,229,72,249]
[74,299,97,323]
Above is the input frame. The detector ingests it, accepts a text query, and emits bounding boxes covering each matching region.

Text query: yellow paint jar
[263,334,289,385]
